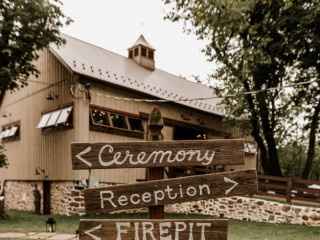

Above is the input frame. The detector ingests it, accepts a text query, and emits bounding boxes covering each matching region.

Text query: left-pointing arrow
[84,224,102,240]
[76,146,92,167]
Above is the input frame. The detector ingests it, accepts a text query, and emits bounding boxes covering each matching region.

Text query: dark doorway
[168,125,209,178]
[173,126,206,140]
[43,180,51,215]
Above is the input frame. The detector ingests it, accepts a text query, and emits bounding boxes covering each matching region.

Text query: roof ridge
[53,33,223,115]
[61,33,128,60]
[61,33,214,93]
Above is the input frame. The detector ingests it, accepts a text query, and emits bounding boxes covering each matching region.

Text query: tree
[0,0,71,99]
[0,0,71,168]
[279,140,306,177]
[164,0,320,176]
[310,146,320,180]
[283,0,320,178]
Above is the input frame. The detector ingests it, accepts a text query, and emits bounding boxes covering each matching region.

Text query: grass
[1,210,320,240]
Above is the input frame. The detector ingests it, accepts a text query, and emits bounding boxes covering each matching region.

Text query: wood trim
[90,104,140,118]
[89,105,144,139]
[90,125,144,139]
[139,112,229,137]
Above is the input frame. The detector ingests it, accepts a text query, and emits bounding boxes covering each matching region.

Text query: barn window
[134,47,139,57]
[90,108,110,126]
[110,113,128,129]
[1,122,20,142]
[128,117,144,132]
[37,105,73,130]
[129,50,133,59]
[141,46,147,57]
[89,105,144,139]
[148,50,154,60]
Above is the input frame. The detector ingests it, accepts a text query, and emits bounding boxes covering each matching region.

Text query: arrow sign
[83,224,102,240]
[224,177,239,195]
[79,219,228,240]
[76,146,92,168]
[83,169,257,213]
[71,139,245,170]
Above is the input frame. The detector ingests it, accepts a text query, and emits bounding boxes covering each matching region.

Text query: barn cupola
[128,34,155,71]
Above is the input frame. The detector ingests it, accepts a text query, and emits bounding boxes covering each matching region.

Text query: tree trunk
[302,99,320,179]
[256,91,282,176]
[243,80,273,174]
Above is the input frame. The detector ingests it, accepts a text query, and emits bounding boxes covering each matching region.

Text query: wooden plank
[78,219,228,240]
[258,175,290,182]
[84,169,257,213]
[258,183,287,191]
[71,139,245,170]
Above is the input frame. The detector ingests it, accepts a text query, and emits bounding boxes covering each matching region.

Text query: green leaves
[164,0,320,177]
[0,0,71,168]
[0,0,72,93]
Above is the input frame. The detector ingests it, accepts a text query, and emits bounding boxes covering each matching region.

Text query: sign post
[147,108,165,219]
[71,108,258,240]
[71,139,245,169]
[83,169,256,213]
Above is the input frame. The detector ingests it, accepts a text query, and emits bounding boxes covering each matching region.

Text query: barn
[0,34,256,215]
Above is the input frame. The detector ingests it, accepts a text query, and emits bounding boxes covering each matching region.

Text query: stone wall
[51,182,85,216]
[4,181,43,212]
[4,180,101,216]
[166,197,320,226]
[4,181,320,226]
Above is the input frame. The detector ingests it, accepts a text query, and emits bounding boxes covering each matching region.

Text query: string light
[0,77,317,114]
[90,79,318,103]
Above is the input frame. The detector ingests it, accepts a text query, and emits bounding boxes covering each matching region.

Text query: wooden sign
[78,219,228,240]
[84,169,257,213]
[72,139,244,170]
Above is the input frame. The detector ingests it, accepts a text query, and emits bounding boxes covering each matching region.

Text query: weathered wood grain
[147,107,165,219]
[72,139,245,170]
[78,219,228,240]
[84,169,257,213]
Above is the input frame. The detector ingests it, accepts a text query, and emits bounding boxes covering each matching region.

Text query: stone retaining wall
[51,182,86,216]
[4,181,43,212]
[167,197,320,226]
[3,181,320,226]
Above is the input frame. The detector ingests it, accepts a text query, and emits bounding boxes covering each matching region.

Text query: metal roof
[49,34,224,116]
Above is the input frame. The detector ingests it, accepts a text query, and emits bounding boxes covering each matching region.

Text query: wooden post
[147,107,164,219]
[286,177,292,204]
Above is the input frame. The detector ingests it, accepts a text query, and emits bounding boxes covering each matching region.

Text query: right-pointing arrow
[224,177,239,195]
[76,146,92,167]
[84,224,102,240]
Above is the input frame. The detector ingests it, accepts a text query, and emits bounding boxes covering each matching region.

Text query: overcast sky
[60,0,214,82]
